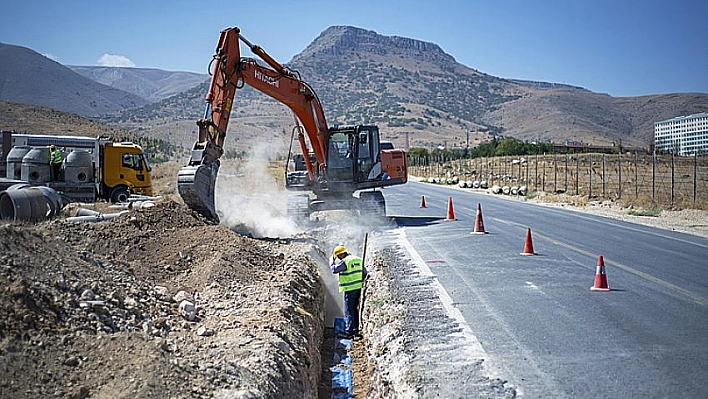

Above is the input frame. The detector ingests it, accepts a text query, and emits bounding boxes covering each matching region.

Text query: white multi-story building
[654,112,708,156]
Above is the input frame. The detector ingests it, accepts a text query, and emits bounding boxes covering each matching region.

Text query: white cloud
[97,54,135,67]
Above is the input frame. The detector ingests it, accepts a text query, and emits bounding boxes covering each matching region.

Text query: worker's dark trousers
[343,289,361,335]
[52,163,61,181]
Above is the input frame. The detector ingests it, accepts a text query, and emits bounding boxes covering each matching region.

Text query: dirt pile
[0,197,324,399]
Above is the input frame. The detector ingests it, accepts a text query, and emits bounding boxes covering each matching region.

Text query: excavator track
[177,162,220,221]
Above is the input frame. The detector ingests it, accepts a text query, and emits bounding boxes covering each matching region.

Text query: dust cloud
[215,143,301,238]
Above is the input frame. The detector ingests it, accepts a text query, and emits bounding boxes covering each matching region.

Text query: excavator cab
[325,125,382,188]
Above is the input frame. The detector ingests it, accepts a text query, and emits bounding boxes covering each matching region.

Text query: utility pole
[466,129,470,154]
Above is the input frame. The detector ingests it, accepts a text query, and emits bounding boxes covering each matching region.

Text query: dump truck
[0,131,153,203]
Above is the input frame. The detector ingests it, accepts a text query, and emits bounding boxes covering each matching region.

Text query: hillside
[0,43,148,117]
[0,101,134,137]
[0,101,180,159]
[68,66,208,102]
[4,27,708,152]
[110,26,708,151]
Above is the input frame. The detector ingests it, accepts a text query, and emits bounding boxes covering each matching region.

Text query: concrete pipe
[518,186,528,196]
[65,210,129,223]
[511,186,519,195]
[480,180,489,189]
[75,208,102,217]
[7,183,31,191]
[491,185,502,194]
[35,186,65,217]
[458,181,467,188]
[1,187,49,221]
[502,186,511,195]
[465,180,473,188]
[0,185,65,221]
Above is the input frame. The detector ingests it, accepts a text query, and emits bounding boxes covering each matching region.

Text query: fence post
[602,154,606,198]
[652,150,656,203]
[565,153,569,192]
[671,153,675,207]
[575,153,580,196]
[634,151,638,199]
[553,153,557,193]
[694,152,698,203]
[542,153,546,192]
[618,152,622,199]
[589,154,593,199]
[501,155,505,183]
[535,152,539,191]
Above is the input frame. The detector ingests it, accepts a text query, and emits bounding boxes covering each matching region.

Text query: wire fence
[408,152,708,210]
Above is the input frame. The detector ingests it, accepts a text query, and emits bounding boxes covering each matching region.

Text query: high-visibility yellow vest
[338,255,363,292]
[50,149,63,165]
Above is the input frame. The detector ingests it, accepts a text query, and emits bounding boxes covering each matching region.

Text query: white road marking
[394,229,491,361]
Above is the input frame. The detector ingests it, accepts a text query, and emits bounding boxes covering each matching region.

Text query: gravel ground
[351,235,516,399]
[0,197,325,399]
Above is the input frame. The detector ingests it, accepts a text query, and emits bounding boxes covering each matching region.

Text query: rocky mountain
[4,27,708,151]
[112,26,708,151]
[0,42,148,117]
[286,26,708,148]
[68,66,208,102]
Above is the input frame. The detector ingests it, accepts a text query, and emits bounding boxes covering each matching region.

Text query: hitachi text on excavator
[177,27,407,221]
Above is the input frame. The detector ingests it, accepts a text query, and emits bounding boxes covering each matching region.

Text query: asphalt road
[382,181,708,398]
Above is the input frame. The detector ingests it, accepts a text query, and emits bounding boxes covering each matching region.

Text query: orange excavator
[177,27,407,221]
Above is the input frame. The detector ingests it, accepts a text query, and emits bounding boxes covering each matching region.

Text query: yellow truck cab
[101,141,153,202]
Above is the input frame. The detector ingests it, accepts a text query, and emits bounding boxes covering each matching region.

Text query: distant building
[654,113,708,156]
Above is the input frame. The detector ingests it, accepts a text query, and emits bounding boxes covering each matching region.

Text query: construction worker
[49,145,63,181]
[330,245,367,339]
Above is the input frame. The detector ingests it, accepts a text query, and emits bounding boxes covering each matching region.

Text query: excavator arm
[177,26,330,220]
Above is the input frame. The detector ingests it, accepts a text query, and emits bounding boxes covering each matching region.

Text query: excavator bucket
[177,162,220,221]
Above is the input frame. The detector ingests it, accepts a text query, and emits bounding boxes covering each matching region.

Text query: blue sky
[1,0,706,97]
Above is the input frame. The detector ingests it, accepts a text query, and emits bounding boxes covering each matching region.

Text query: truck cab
[101,142,153,202]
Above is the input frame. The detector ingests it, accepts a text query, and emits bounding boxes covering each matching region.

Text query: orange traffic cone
[590,255,611,292]
[470,203,487,234]
[520,228,536,255]
[445,197,456,220]
[420,195,427,208]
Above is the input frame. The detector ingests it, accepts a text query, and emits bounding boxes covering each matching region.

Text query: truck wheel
[110,187,130,203]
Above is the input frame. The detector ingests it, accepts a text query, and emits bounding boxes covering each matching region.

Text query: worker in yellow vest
[49,145,63,181]
[330,245,367,339]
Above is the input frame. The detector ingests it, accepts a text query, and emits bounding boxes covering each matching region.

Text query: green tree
[494,137,526,156]
[407,147,430,159]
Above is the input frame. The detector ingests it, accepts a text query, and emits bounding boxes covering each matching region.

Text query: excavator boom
[177,27,331,220]
[178,26,407,221]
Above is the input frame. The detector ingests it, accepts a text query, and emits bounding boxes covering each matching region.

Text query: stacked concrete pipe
[0,184,66,222]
